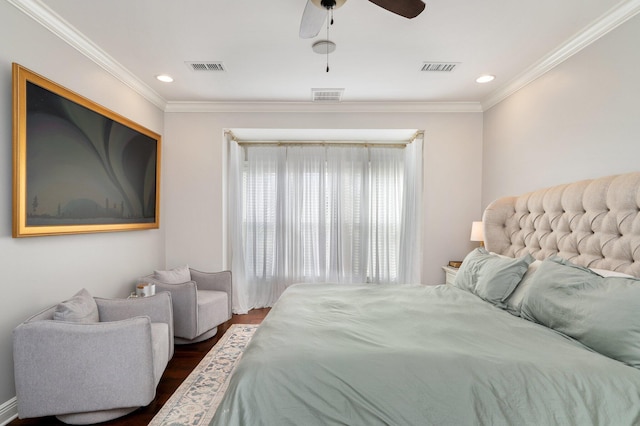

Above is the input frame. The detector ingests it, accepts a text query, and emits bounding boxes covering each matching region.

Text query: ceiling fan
[299,0,426,39]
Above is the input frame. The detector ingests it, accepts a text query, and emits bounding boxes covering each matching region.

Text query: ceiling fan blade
[299,0,327,39]
[368,0,425,19]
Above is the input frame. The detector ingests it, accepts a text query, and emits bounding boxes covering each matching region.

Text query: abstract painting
[12,63,161,237]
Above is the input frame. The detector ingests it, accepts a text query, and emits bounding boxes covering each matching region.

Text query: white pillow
[153,264,191,283]
[589,268,636,278]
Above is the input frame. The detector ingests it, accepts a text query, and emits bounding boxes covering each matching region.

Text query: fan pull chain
[326,9,331,72]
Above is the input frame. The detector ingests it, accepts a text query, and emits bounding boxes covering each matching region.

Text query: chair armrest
[190,269,232,316]
[140,280,198,340]
[13,317,156,419]
[96,292,174,359]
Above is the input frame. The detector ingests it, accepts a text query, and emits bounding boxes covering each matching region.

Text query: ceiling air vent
[186,61,226,72]
[312,88,344,102]
[421,62,459,72]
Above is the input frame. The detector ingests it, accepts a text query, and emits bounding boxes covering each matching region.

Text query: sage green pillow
[521,257,640,369]
[453,248,533,307]
[503,259,542,316]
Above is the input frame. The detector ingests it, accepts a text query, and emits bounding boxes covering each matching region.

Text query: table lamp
[470,221,484,246]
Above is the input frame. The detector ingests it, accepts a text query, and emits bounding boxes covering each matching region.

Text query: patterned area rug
[149,324,258,426]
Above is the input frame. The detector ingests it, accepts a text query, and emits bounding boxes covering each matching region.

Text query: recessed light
[476,75,495,83]
[156,74,174,83]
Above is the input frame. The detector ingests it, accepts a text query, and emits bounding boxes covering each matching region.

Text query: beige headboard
[483,172,640,277]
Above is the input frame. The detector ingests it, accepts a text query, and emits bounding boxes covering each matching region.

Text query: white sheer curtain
[398,135,423,284]
[368,146,404,282]
[228,137,423,313]
[227,139,249,313]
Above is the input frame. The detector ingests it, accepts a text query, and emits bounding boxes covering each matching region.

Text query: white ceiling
[23,0,640,109]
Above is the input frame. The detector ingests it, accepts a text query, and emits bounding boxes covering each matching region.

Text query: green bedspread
[211,283,640,425]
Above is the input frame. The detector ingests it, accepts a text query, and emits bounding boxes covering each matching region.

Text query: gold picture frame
[12,63,161,237]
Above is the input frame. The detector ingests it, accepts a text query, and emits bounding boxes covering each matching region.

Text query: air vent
[311,88,344,102]
[186,61,226,72]
[421,62,459,72]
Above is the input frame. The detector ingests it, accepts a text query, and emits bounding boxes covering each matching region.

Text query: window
[228,137,423,312]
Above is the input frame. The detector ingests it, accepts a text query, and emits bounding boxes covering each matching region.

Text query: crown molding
[9,0,478,115]
[482,0,640,110]
[11,0,640,113]
[164,101,483,114]
[8,0,167,110]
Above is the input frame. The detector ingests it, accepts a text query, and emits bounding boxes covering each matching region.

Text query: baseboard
[0,397,18,426]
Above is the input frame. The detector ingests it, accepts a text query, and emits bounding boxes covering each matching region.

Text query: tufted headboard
[483,172,640,278]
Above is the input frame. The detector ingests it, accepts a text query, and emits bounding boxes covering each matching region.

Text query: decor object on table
[140,266,232,344]
[136,282,156,297]
[149,324,258,426]
[12,63,161,237]
[13,289,174,424]
[470,221,484,246]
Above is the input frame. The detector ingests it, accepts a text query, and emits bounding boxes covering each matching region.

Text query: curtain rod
[225,130,424,147]
[234,141,408,148]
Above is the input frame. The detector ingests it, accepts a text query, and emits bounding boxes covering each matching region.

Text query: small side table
[442,265,459,285]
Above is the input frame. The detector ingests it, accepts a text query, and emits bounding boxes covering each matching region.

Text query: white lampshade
[470,221,484,244]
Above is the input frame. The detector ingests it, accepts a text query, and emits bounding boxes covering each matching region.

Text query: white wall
[5,1,638,420]
[482,14,640,207]
[0,1,165,411]
[163,110,484,289]
[6,0,637,419]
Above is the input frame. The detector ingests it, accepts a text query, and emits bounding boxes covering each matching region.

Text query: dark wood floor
[10,308,270,426]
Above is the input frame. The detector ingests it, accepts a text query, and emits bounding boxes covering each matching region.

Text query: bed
[210,172,640,426]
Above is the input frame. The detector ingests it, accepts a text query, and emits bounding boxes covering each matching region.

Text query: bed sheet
[211,283,640,426]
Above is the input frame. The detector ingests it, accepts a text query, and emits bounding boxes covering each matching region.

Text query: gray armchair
[140,267,232,344]
[13,289,174,425]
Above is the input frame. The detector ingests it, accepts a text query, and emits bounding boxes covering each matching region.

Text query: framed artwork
[12,63,161,237]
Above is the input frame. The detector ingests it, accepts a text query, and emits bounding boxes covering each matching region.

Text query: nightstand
[442,265,459,285]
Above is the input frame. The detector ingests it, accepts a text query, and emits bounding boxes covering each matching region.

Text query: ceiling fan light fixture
[312,40,336,54]
[311,0,346,9]
[476,74,495,83]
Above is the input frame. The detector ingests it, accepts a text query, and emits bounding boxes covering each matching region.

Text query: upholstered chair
[13,289,174,425]
[139,266,232,344]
